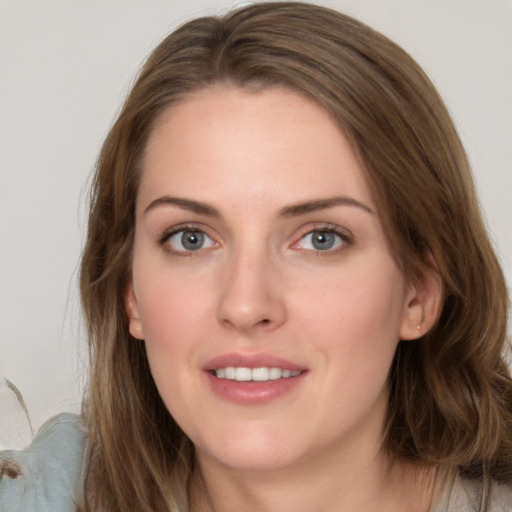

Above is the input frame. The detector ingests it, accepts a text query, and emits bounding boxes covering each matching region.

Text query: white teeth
[214,367,301,381]
[269,367,282,380]
[235,367,252,381]
[252,367,269,381]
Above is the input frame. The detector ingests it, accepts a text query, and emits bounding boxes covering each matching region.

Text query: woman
[1,2,511,511]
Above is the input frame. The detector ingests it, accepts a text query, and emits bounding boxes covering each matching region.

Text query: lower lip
[205,371,306,405]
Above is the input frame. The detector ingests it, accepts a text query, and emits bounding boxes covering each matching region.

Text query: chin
[194,424,305,472]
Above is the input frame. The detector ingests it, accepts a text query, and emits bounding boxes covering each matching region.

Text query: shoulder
[432,466,512,512]
[450,471,512,512]
[486,478,512,511]
[0,412,86,512]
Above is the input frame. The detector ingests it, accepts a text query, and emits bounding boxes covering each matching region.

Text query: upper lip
[203,353,307,372]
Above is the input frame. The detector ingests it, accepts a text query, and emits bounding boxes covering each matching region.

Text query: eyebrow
[143,194,374,217]
[144,196,220,216]
[279,196,374,217]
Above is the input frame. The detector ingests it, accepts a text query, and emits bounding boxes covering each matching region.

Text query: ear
[125,281,145,340]
[400,263,443,341]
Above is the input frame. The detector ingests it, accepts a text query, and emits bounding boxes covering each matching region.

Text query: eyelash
[158,223,218,257]
[292,225,352,255]
[157,223,353,256]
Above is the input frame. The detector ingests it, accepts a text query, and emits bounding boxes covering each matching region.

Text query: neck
[188,388,436,512]
[188,439,436,512]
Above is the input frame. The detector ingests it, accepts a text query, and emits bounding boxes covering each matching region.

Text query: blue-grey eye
[312,231,335,250]
[298,230,345,251]
[181,231,204,250]
[167,230,215,252]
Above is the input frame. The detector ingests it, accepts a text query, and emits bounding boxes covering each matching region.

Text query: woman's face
[126,85,426,472]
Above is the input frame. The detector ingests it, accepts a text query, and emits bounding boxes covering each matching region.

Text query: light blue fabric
[0,413,85,512]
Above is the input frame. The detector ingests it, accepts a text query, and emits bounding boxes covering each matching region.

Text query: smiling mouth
[212,367,303,382]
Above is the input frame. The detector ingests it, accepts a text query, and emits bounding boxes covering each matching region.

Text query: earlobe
[125,281,145,340]
[400,265,443,341]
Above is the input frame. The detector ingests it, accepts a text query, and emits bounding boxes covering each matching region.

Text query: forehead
[139,85,375,213]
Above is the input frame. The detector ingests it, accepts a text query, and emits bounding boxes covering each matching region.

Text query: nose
[216,248,287,334]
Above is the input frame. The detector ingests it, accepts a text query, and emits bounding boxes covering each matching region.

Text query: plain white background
[1,0,511,434]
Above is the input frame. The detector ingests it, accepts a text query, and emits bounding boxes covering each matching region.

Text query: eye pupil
[181,231,204,250]
[312,231,335,250]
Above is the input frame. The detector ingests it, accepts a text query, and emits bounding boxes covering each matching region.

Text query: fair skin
[126,85,440,512]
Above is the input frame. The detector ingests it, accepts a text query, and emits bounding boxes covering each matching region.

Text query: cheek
[294,259,407,378]
[133,270,209,399]
[137,276,207,422]
[136,263,214,341]
[291,265,406,432]
[296,258,406,335]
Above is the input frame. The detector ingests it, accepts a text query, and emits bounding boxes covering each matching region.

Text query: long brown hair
[79,2,512,510]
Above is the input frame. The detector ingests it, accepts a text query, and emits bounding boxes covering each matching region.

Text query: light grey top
[0,413,86,512]
[431,465,512,512]
[2,413,512,511]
